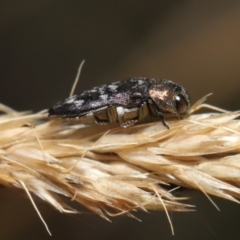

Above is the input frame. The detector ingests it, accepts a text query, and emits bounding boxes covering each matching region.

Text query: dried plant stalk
[1,98,240,234]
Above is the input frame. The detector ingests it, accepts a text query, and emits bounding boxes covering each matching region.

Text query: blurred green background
[1,1,240,239]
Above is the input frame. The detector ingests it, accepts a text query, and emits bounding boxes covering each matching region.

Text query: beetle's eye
[175,94,188,114]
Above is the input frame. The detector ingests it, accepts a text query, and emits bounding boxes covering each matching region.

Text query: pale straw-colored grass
[1,95,240,235]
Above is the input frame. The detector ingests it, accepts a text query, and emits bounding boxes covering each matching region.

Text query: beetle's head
[148,79,190,117]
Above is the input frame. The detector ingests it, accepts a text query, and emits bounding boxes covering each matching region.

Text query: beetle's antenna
[69,60,85,97]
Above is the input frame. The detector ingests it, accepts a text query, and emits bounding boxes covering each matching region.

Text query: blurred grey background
[1,1,240,239]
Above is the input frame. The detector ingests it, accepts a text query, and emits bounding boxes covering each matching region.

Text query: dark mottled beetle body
[49,78,190,128]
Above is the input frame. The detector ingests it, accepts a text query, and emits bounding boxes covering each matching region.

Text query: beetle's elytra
[49,78,190,128]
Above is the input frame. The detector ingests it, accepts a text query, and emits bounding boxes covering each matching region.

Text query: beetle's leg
[116,106,125,127]
[106,106,118,123]
[94,118,109,125]
[138,102,150,122]
[121,119,138,128]
[147,99,169,129]
[157,113,169,129]
[116,107,138,128]
[116,106,134,127]
[78,112,96,124]
[94,109,110,125]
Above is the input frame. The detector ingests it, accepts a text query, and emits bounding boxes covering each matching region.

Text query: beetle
[48,77,190,128]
